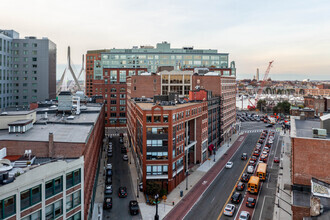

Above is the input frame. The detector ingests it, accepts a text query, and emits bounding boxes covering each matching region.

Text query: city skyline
[2,0,330,80]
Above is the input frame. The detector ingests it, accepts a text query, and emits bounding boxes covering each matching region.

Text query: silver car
[224,204,235,217]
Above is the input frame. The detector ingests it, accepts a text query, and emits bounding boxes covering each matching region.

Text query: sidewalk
[127,133,241,220]
[273,131,292,220]
[91,137,108,220]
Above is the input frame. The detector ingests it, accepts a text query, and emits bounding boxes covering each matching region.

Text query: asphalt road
[252,133,282,220]
[184,132,261,220]
[103,136,142,220]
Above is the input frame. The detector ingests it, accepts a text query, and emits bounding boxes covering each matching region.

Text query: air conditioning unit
[312,128,327,139]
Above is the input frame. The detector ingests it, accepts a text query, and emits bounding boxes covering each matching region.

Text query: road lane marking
[217,133,263,220]
[211,197,215,203]
[182,134,248,220]
[258,195,273,220]
[271,134,281,168]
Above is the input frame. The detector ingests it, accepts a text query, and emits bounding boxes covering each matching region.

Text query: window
[120,100,125,105]
[20,185,41,210]
[45,177,63,198]
[154,116,161,123]
[67,212,81,220]
[46,199,62,220]
[33,43,37,47]
[66,190,81,211]
[111,88,116,92]
[21,210,41,220]
[23,43,28,47]
[146,116,152,122]
[32,57,37,62]
[119,70,126,82]
[146,165,168,175]
[110,107,116,111]
[0,195,16,218]
[110,100,116,105]
[110,70,117,83]
[120,87,125,92]
[66,169,81,189]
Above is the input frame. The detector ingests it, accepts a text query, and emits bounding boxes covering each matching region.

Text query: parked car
[239,211,250,220]
[104,197,112,209]
[118,187,128,198]
[247,165,254,174]
[139,182,143,192]
[231,192,242,204]
[121,147,127,154]
[241,173,250,182]
[266,124,273,127]
[236,182,245,191]
[129,200,140,215]
[246,197,256,208]
[107,151,113,157]
[241,153,248,160]
[119,138,124,144]
[274,157,280,163]
[225,162,233,169]
[106,169,112,177]
[105,185,113,195]
[123,154,128,161]
[106,176,112,184]
[253,151,260,157]
[106,163,112,170]
[224,204,236,217]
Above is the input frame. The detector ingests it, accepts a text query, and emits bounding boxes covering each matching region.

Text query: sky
[2,0,330,80]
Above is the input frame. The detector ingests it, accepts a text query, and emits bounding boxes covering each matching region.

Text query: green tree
[257,100,267,111]
[273,101,291,114]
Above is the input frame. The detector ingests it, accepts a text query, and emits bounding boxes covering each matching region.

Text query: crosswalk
[241,129,279,134]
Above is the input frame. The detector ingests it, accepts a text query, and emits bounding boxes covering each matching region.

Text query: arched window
[111,88,116,92]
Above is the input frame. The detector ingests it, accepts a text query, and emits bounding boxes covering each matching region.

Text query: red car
[253,151,260,157]
[249,160,256,166]
[274,157,280,163]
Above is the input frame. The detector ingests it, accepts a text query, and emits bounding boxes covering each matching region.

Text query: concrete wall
[291,137,330,186]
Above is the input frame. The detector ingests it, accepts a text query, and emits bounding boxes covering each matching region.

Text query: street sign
[162,195,167,202]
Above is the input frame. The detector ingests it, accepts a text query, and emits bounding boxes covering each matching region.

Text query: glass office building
[92,42,235,80]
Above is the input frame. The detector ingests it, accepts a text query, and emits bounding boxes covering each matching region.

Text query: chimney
[48,132,54,157]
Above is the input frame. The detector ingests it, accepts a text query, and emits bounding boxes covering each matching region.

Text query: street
[103,135,142,220]
[184,133,261,220]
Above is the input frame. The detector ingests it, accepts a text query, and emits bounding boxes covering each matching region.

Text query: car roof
[247,197,255,201]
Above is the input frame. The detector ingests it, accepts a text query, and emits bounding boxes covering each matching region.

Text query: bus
[256,162,267,181]
[247,176,260,194]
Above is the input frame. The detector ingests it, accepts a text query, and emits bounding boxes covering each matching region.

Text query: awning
[208,144,214,151]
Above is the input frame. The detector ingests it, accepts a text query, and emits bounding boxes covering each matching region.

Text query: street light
[154,194,159,220]
[137,177,139,198]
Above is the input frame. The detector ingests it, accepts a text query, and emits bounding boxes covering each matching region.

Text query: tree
[146,181,161,196]
[257,100,267,111]
[273,101,291,115]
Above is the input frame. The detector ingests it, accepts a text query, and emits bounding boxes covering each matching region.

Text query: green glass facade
[91,42,235,79]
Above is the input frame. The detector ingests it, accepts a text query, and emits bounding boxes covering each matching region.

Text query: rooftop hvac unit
[312,128,327,139]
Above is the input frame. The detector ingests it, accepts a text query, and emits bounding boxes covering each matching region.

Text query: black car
[246,197,256,208]
[104,197,112,209]
[118,187,128,198]
[105,185,113,195]
[236,182,245,191]
[241,153,247,160]
[266,124,273,127]
[129,200,139,215]
[231,192,242,204]
[107,151,113,157]
[241,173,250,182]
[106,176,112,184]
[121,147,127,154]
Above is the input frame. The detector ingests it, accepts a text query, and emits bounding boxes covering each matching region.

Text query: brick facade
[291,137,330,186]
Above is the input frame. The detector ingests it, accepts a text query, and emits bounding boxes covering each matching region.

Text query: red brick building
[304,95,326,115]
[290,117,330,220]
[127,96,208,193]
[0,104,105,220]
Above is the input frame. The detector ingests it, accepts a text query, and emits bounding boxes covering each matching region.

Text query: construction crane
[248,60,274,110]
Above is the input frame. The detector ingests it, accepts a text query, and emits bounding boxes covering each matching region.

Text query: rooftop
[295,119,330,139]
[0,103,103,143]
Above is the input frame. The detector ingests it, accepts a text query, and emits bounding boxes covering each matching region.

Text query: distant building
[85,42,236,129]
[0,154,84,220]
[0,29,56,109]
[0,100,105,219]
